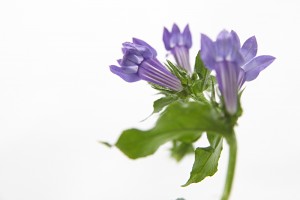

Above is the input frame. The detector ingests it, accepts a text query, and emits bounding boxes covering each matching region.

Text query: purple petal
[138,61,182,91]
[230,30,241,49]
[216,30,233,58]
[122,41,153,60]
[118,58,138,70]
[147,58,174,75]
[215,61,241,115]
[200,34,216,70]
[244,55,275,81]
[227,47,244,66]
[241,36,257,63]
[132,38,157,57]
[122,52,144,65]
[170,24,181,48]
[122,42,143,56]
[182,24,192,49]
[117,59,123,66]
[120,58,137,66]
[172,46,191,73]
[163,27,171,50]
[237,70,246,89]
[171,24,180,35]
[110,65,141,82]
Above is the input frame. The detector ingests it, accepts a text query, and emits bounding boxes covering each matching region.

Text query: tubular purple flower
[163,24,192,74]
[110,38,183,92]
[201,30,275,115]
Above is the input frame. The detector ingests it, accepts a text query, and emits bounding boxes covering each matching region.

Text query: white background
[0,0,299,200]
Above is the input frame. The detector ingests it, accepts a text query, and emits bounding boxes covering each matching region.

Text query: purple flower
[201,30,275,115]
[110,38,183,91]
[163,24,192,74]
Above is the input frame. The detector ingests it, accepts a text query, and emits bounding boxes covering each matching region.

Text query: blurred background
[0,0,299,199]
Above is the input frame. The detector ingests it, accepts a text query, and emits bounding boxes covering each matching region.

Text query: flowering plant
[107,24,275,200]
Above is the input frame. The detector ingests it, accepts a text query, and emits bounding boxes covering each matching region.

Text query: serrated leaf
[183,133,223,186]
[170,141,195,162]
[115,102,230,159]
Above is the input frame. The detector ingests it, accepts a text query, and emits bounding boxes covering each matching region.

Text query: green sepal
[194,51,211,91]
[150,83,178,95]
[166,60,189,84]
[115,101,230,159]
[183,133,223,186]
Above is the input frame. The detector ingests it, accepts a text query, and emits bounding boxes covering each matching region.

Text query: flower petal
[110,65,141,82]
[237,69,246,89]
[171,24,180,35]
[172,46,191,73]
[216,30,233,58]
[241,36,257,63]
[138,61,182,91]
[123,51,144,65]
[170,24,181,48]
[244,55,275,81]
[122,42,143,56]
[230,30,241,49]
[215,30,244,66]
[200,33,216,70]
[132,38,157,57]
[117,59,123,66]
[182,24,192,49]
[163,27,171,50]
[215,61,241,115]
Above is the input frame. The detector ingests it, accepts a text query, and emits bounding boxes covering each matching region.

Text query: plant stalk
[221,132,237,200]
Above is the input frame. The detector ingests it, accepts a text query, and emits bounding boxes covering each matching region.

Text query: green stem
[221,132,237,200]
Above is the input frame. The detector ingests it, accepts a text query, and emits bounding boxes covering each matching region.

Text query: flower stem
[221,132,237,200]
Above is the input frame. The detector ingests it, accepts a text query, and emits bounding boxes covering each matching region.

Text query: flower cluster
[108,24,276,200]
[109,24,275,115]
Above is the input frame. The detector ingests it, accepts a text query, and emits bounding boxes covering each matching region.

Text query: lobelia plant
[107,24,275,200]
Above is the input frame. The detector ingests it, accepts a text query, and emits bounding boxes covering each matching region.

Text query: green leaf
[115,101,230,159]
[194,52,206,77]
[153,96,178,114]
[207,132,222,148]
[183,133,223,186]
[170,141,195,162]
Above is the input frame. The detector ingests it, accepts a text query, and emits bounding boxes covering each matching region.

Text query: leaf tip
[99,141,114,148]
